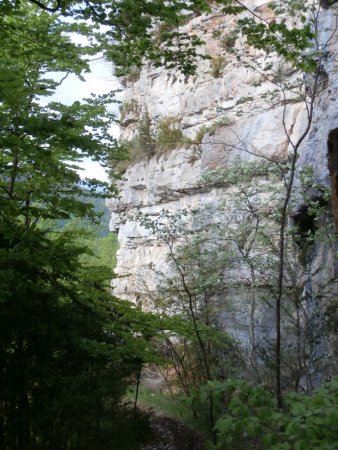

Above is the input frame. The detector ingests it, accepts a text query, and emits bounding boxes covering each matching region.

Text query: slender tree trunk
[275,64,318,406]
[16,336,30,450]
[167,338,191,396]
[249,266,259,380]
[295,297,302,392]
[134,364,142,414]
[8,151,19,198]
[167,243,216,441]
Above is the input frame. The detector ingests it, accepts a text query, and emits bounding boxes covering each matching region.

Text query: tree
[234,0,335,405]
[0,5,157,449]
[14,0,319,77]
[0,0,213,75]
[137,209,243,437]
[0,225,154,449]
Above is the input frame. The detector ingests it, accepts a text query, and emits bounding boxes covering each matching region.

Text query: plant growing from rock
[126,65,142,82]
[116,110,156,169]
[220,30,238,52]
[155,115,191,155]
[120,98,139,122]
[210,55,227,77]
[193,117,234,144]
[236,95,254,105]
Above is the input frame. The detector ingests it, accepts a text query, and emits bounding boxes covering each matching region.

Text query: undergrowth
[125,386,211,440]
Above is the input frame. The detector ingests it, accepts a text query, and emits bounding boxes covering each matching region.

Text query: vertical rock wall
[107,1,338,384]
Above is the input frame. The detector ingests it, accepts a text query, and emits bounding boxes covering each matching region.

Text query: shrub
[212,29,222,39]
[210,56,227,78]
[113,114,192,173]
[192,116,234,146]
[220,31,238,52]
[115,65,141,82]
[213,378,338,450]
[138,110,156,157]
[155,116,191,155]
[120,98,139,122]
[112,157,131,177]
[207,116,234,136]
[194,125,209,144]
[127,65,142,82]
[113,111,156,174]
[251,79,263,87]
[236,95,254,105]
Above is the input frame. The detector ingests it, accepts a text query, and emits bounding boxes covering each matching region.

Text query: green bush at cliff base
[212,378,338,450]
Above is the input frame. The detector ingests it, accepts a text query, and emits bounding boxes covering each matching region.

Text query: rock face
[107,1,338,384]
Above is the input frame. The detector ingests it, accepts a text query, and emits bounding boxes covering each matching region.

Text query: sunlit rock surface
[107,1,338,383]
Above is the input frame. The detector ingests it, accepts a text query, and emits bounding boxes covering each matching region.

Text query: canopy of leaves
[0,4,158,449]
[0,223,154,449]
[0,0,319,75]
[213,378,338,449]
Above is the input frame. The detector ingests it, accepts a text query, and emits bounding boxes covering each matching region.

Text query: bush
[210,56,227,77]
[117,111,156,170]
[212,29,222,39]
[115,65,141,82]
[236,95,254,105]
[155,116,189,154]
[220,31,238,52]
[213,378,338,450]
[194,125,209,144]
[120,98,139,122]
[191,117,235,148]
[114,114,192,173]
[127,65,142,82]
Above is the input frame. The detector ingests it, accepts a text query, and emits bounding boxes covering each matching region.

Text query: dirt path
[141,415,206,450]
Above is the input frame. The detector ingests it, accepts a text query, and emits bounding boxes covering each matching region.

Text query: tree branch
[29,0,61,12]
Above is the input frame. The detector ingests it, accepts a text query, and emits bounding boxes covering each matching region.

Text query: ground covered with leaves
[142,415,205,450]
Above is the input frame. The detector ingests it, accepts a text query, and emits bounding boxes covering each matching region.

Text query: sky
[50,56,121,183]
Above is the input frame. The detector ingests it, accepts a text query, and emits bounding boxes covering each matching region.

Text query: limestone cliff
[107,1,338,384]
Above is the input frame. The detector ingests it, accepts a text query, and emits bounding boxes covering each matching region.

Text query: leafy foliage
[116,113,192,172]
[213,378,338,450]
[155,116,190,154]
[0,4,157,449]
[0,224,153,449]
[0,0,323,78]
[220,31,238,52]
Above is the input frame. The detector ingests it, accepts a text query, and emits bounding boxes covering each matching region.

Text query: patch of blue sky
[43,32,121,183]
